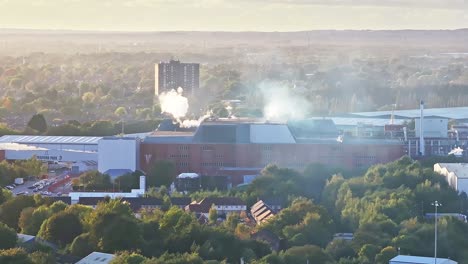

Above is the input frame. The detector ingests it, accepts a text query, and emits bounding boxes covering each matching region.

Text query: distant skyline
[0,0,467,31]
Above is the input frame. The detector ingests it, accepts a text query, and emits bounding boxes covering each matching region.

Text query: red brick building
[140,119,405,186]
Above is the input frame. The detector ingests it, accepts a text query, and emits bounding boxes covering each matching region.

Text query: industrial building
[434,163,468,194]
[140,118,405,186]
[389,255,457,264]
[155,59,200,95]
[97,137,140,178]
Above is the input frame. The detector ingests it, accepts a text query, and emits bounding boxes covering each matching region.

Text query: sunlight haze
[0,0,467,31]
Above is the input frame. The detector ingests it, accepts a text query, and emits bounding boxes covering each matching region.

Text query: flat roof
[436,163,468,178]
[390,255,457,264]
[353,106,468,120]
[76,252,115,264]
[0,135,102,145]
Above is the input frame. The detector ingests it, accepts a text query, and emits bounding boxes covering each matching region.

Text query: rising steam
[260,81,311,121]
[158,87,209,127]
[159,87,189,119]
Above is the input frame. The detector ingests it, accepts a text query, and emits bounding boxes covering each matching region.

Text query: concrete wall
[98,137,139,173]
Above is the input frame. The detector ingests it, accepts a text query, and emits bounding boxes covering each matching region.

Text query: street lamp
[432,201,442,264]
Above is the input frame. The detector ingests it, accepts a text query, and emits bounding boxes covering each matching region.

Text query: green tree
[38,211,83,246]
[0,195,35,229]
[282,245,333,264]
[30,251,56,264]
[147,160,176,187]
[27,114,47,133]
[375,246,397,264]
[0,248,32,264]
[109,251,147,264]
[0,222,17,249]
[208,205,218,224]
[70,233,96,257]
[77,170,112,191]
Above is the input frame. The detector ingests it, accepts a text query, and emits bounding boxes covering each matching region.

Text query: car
[33,189,38,192]
[6,186,14,190]
[28,186,35,189]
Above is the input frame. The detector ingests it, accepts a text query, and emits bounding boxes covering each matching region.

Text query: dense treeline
[2,47,468,130]
[1,157,468,263]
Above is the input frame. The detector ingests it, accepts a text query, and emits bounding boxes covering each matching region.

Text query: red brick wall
[140,142,405,185]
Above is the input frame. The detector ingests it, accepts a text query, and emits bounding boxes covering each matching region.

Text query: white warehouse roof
[0,135,102,145]
[353,106,468,120]
[390,255,457,264]
[76,252,115,264]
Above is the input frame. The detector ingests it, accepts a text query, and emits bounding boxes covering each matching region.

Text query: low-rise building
[185,197,246,217]
[76,252,115,264]
[389,255,457,264]
[434,163,468,193]
[251,200,276,224]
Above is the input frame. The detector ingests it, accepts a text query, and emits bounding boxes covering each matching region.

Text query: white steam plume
[159,87,210,128]
[260,81,311,121]
[159,87,188,119]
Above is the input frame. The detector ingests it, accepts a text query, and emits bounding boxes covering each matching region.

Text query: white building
[434,163,468,194]
[415,118,448,138]
[389,255,457,264]
[1,143,97,163]
[98,137,139,175]
[0,135,101,152]
[76,252,115,264]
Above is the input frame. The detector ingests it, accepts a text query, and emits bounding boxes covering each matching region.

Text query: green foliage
[0,222,17,249]
[27,114,47,133]
[37,211,83,246]
[115,171,144,192]
[70,233,96,257]
[29,251,56,264]
[76,170,112,191]
[208,206,218,224]
[282,245,333,264]
[0,195,35,229]
[0,248,32,264]
[147,160,176,187]
[261,198,334,248]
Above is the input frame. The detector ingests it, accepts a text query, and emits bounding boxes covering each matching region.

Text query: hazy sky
[0,0,467,31]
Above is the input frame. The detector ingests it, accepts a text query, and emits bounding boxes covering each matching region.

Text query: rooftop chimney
[419,100,425,156]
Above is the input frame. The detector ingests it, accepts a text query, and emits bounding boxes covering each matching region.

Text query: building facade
[155,60,199,95]
[140,119,406,186]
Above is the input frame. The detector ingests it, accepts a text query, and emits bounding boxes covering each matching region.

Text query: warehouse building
[140,118,405,186]
[434,163,468,194]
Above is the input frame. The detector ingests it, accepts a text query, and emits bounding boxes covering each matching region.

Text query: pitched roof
[199,197,246,206]
[170,197,192,206]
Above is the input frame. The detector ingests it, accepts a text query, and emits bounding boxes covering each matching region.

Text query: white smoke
[159,87,189,119]
[260,81,311,121]
[158,87,210,127]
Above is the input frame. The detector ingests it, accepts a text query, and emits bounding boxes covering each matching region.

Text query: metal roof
[390,255,457,264]
[0,135,102,145]
[76,252,115,264]
[353,106,468,120]
[310,117,408,127]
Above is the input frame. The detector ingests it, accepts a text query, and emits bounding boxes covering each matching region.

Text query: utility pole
[432,201,442,264]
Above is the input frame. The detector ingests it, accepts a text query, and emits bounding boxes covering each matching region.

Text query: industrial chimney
[419,100,425,156]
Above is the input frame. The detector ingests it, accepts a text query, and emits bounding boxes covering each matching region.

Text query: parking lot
[4,169,71,197]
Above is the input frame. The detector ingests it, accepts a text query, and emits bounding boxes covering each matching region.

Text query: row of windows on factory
[178,162,189,167]
[170,154,190,158]
[201,162,225,167]
[169,154,224,159]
